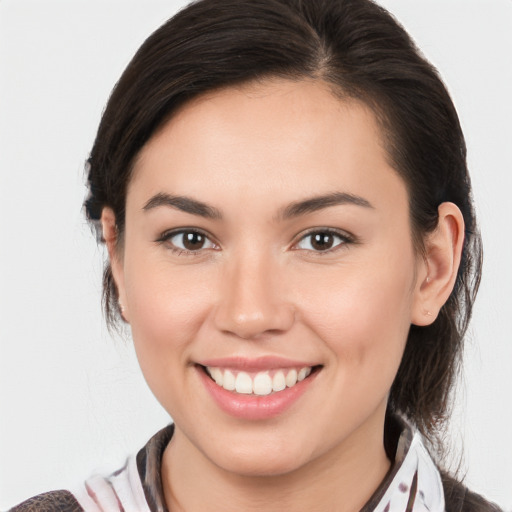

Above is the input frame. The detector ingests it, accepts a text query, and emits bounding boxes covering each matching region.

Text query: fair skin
[102,79,464,512]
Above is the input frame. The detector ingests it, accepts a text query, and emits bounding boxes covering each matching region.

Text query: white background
[0,0,511,509]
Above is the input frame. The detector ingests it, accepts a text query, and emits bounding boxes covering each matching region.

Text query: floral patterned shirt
[9,416,498,511]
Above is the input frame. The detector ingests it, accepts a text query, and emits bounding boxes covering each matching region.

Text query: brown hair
[85,0,481,455]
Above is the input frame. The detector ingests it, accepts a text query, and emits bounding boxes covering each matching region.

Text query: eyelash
[156,228,218,256]
[156,228,355,256]
[291,228,355,255]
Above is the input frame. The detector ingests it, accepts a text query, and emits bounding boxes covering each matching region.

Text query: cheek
[122,252,214,375]
[297,258,414,370]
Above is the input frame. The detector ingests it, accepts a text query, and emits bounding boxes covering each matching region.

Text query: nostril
[213,302,295,340]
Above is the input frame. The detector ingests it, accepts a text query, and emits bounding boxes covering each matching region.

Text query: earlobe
[100,207,129,322]
[412,202,465,326]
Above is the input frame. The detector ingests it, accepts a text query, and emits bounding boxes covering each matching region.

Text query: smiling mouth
[201,365,321,396]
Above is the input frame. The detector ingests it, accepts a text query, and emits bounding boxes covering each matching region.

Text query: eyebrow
[142,192,222,219]
[278,192,374,220]
[142,191,373,221]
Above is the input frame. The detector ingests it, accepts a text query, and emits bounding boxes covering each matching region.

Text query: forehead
[129,78,405,214]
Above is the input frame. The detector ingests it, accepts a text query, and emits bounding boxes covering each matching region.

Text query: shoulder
[8,490,84,512]
[8,425,174,512]
[441,472,504,512]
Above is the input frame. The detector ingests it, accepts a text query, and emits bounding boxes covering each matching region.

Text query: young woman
[8,0,506,510]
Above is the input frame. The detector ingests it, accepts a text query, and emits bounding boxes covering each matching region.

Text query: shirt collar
[136,416,444,512]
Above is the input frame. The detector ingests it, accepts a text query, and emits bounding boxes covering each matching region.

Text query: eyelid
[155,226,355,255]
[291,227,356,252]
[156,227,219,253]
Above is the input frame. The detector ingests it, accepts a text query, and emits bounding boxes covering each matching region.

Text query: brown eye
[295,230,349,252]
[166,230,216,252]
[311,233,335,250]
[182,231,206,250]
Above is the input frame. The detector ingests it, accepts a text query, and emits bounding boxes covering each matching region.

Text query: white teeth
[272,371,286,392]
[206,366,313,395]
[209,367,223,386]
[253,372,273,396]
[285,369,298,387]
[298,367,311,381]
[223,370,236,391]
[235,372,253,394]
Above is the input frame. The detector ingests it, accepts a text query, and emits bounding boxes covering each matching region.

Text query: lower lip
[197,366,318,420]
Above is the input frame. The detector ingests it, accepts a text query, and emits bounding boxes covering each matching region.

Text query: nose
[213,253,295,339]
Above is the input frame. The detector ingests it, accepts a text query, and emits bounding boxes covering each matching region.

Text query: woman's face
[110,79,427,476]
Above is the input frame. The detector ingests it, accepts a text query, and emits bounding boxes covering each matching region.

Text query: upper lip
[197,356,320,372]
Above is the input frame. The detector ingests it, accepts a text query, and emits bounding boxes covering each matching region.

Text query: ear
[411,202,465,326]
[101,207,129,322]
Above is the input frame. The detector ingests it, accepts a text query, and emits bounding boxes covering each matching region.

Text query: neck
[161,413,391,512]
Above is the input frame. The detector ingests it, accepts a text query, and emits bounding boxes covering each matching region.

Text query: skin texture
[102,79,464,512]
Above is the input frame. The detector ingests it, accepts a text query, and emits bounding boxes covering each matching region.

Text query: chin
[206,438,314,478]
